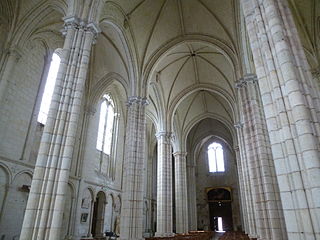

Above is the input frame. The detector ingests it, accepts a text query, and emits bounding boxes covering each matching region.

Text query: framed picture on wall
[81,213,88,222]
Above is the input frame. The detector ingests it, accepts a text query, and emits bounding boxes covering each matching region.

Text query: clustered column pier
[236,74,287,239]
[174,151,189,234]
[155,132,174,237]
[242,0,320,239]
[120,96,148,240]
[20,16,99,240]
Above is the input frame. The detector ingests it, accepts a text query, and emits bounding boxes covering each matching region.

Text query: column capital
[4,46,22,61]
[61,16,101,40]
[84,104,96,116]
[311,68,320,79]
[234,122,244,129]
[155,131,173,141]
[235,74,258,88]
[173,151,187,157]
[126,96,149,106]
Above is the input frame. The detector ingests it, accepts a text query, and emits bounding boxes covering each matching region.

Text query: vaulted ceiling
[0,0,318,149]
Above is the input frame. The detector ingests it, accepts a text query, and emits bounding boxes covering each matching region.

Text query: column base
[155,232,175,237]
[248,234,258,240]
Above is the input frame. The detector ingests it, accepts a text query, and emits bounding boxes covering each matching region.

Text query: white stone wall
[0,46,45,161]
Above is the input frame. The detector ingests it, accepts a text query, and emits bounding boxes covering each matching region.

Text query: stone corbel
[4,46,22,62]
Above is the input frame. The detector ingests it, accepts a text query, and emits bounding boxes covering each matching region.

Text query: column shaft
[236,123,258,238]
[155,132,174,237]
[234,146,249,233]
[187,164,197,231]
[242,0,320,238]
[237,75,286,239]
[120,96,148,240]
[174,152,189,234]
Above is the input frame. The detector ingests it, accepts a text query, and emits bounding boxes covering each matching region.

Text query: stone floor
[212,232,224,240]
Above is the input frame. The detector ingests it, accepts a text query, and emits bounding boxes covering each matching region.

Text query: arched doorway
[207,187,233,232]
[91,191,106,237]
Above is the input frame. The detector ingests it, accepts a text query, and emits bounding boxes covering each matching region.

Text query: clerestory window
[96,94,115,155]
[208,142,225,172]
[37,53,61,125]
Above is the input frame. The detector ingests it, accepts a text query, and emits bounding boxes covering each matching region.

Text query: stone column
[242,1,320,238]
[120,96,148,240]
[20,17,99,240]
[0,47,21,104]
[233,145,249,233]
[187,164,197,231]
[235,122,258,238]
[173,152,189,234]
[155,132,174,237]
[236,74,287,239]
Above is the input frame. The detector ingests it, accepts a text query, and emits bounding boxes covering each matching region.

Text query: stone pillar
[155,132,174,237]
[120,96,148,240]
[234,146,249,233]
[235,122,258,238]
[187,164,197,231]
[20,17,99,240]
[0,47,21,104]
[242,1,320,238]
[173,152,189,234]
[236,74,287,239]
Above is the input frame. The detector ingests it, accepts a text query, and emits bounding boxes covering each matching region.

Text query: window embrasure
[37,53,61,125]
[96,94,115,155]
[208,142,225,173]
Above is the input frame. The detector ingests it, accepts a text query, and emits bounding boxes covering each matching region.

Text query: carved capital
[61,16,80,35]
[155,131,173,142]
[173,151,187,158]
[4,46,22,62]
[311,68,320,79]
[126,96,149,106]
[235,74,258,88]
[86,22,101,44]
[61,16,101,41]
[234,122,244,129]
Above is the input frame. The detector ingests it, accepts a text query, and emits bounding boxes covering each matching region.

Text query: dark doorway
[91,192,106,237]
[209,201,233,231]
[207,188,233,232]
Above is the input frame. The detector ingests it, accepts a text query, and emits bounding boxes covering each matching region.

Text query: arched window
[37,53,61,125]
[96,94,115,155]
[208,142,225,172]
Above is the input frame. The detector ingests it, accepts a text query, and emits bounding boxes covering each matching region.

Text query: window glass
[37,53,61,125]
[208,142,225,172]
[96,94,114,155]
